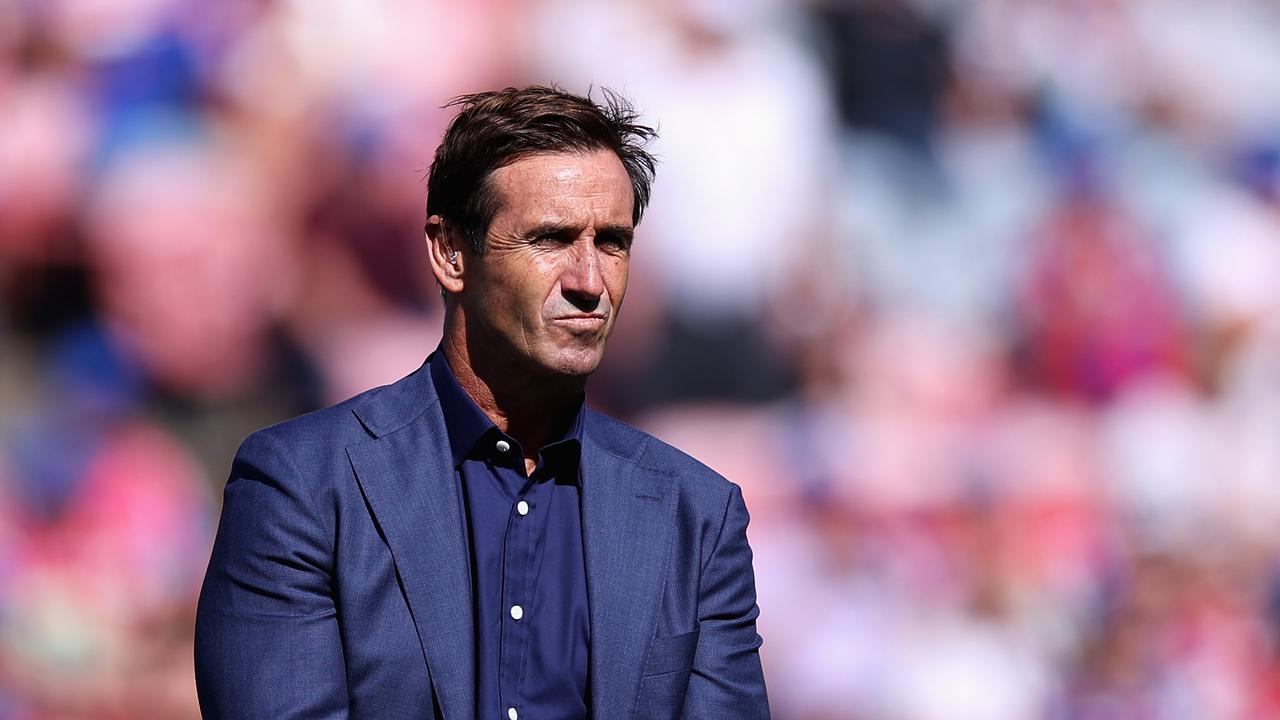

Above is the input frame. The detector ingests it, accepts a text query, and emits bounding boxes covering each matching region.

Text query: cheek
[607,258,629,305]
[527,258,565,317]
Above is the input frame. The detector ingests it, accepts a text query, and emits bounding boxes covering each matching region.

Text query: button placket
[500,469,535,716]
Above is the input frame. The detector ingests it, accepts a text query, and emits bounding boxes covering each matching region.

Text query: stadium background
[3,0,1280,717]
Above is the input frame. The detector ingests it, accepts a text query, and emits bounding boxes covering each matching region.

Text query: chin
[537,345,606,378]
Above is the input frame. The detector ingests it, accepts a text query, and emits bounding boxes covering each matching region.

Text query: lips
[552,315,608,330]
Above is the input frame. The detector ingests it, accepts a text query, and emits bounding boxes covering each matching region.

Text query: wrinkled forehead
[486,150,634,228]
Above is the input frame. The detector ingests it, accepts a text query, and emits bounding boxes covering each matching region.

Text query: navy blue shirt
[430,352,590,720]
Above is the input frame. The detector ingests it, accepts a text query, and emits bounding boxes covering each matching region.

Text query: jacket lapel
[581,426,678,720]
[346,367,475,720]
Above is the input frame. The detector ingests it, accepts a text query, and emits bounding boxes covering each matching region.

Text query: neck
[441,313,584,466]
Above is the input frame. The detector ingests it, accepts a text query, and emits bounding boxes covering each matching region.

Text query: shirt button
[516,500,529,516]
[495,439,511,453]
[510,604,523,621]
[507,708,518,720]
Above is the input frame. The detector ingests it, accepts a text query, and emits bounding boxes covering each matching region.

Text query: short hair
[426,85,658,254]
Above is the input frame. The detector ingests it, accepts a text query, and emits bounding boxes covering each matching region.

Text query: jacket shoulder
[586,409,739,503]
[245,390,374,457]
[246,357,437,452]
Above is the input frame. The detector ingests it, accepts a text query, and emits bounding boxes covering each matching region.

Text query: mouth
[552,315,609,330]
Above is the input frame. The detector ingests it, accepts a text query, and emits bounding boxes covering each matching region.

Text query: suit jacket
[194,357,770,720]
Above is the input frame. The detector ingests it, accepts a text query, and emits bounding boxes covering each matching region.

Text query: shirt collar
[428,349,585,469]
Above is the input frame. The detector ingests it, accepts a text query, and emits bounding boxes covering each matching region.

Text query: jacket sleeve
[194,430,350,719]
[683,484,771,718]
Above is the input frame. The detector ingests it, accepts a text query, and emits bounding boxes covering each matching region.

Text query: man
[195,86,769,720]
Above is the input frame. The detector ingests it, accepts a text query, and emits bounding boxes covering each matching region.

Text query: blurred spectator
[1012,180,1189,402]
[809,0,952,154]
[84,137,294,401]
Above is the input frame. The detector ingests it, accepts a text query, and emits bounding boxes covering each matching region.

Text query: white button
[495,439,511,453]
[507,708,518,720]
[510,604,523,621]
[516,500,529,516]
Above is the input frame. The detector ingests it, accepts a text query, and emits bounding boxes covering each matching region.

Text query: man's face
[460,149,635,378]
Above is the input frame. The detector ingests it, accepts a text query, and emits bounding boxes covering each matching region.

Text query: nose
[560,239,605,311]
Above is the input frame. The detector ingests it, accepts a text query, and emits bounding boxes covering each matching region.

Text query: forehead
[488,150,634,226]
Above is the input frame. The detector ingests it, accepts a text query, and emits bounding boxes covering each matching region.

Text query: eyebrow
[595,225,635,244]
[523,222,634,242]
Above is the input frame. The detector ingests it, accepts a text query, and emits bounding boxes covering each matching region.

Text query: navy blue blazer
[194,356,770,720]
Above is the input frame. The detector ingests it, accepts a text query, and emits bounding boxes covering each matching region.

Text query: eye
[531,230,572,246]
[596,233,632,253]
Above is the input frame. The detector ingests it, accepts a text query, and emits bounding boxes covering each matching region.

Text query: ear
[425,214,465,295]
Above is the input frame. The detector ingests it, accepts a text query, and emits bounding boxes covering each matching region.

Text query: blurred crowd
[2,0,1280,718]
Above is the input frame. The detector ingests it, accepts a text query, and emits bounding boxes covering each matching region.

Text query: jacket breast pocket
[635,628,700,720]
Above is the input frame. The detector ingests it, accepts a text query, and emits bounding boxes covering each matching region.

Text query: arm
[684,484,770,719]
[194,431,350,719]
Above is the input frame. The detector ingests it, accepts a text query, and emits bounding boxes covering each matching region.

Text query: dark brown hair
[426,85,658,254]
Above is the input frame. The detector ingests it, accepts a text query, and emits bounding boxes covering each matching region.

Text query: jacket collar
[347,356,476,720]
